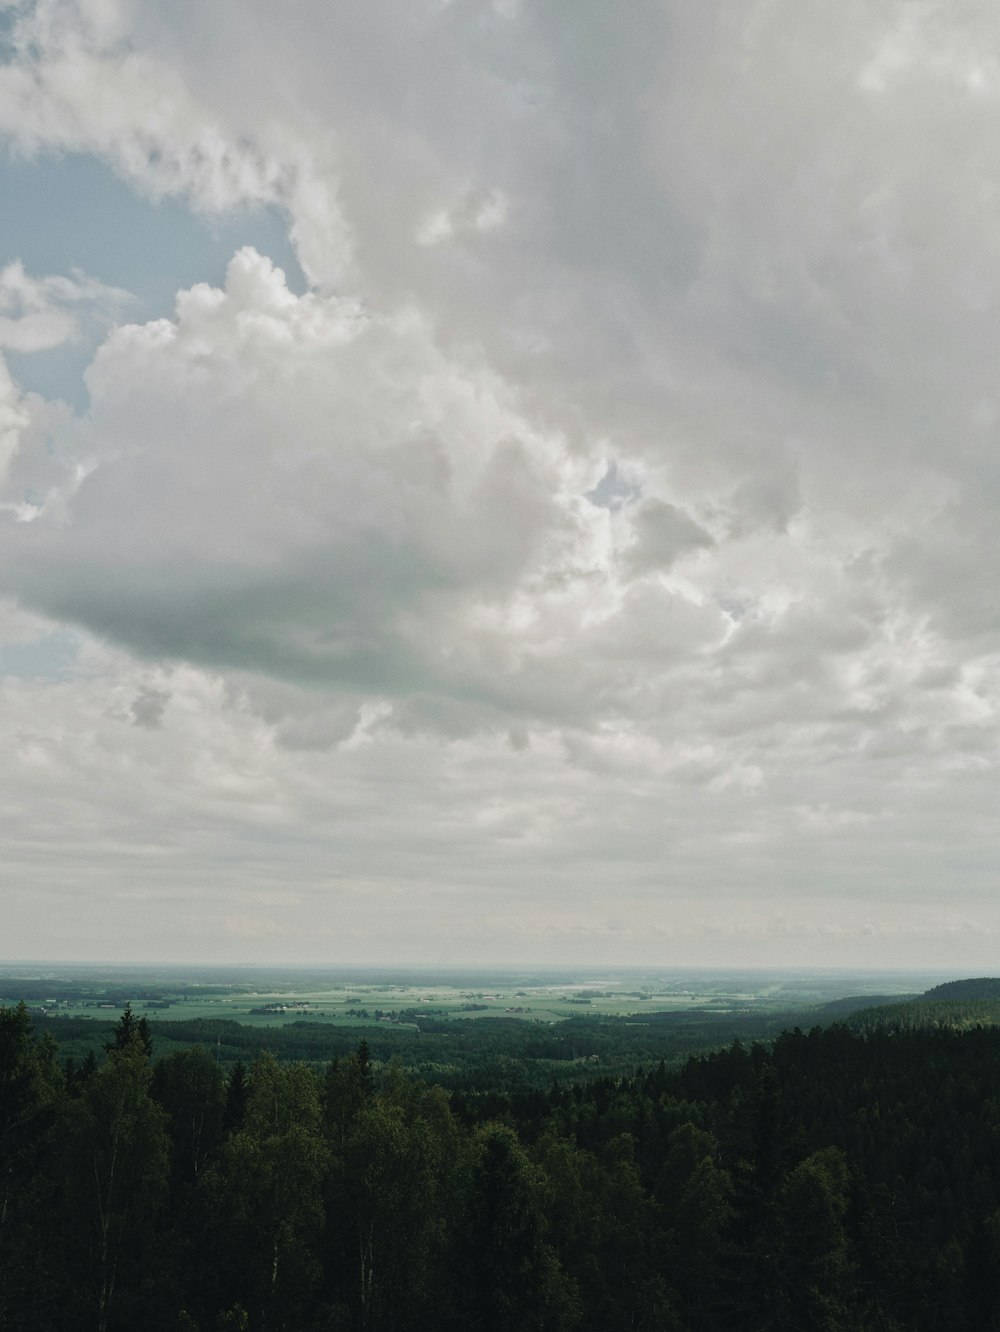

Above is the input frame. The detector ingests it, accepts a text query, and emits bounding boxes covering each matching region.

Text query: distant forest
[34,1005,839,1094]
[5,998,1000,1330]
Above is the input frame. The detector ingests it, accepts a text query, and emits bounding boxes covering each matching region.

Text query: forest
[35,1005,834,1096]
[4,1001,1000,1330]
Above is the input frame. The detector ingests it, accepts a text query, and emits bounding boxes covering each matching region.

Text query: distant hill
[847,995,1000,1034]
[921,977,1000,1002]
[820,993,918,1016]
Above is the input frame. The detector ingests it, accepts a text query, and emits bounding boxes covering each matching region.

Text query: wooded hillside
[4,1004,1000,1330]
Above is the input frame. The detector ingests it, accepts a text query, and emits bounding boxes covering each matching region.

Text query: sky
[2,0,1000,970]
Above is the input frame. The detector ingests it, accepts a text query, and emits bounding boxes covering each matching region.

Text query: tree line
[38,1005,829,1094]
[4,1003,1000,1329]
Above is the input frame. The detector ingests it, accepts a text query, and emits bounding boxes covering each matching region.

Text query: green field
[0,963,946,1029]
[0,962,979,1097]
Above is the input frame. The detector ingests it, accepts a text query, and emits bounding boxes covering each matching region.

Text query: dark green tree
[772,1146,855,1331]
[223,1060,248,1133]
[459,1122,578,1332]
[202,1053,328,1330]
[151,1046,225,1184]
[323,1042,373,1152]
[61,1033,170,1330]
[0,1004,64,1329]
[106,1004,153,1059]
[329,1076,459,1330]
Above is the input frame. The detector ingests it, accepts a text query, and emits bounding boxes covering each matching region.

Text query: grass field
[0,965,947,1028]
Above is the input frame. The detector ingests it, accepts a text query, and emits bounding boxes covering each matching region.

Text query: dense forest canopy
[922,978,1000,1002]
[4,999,1000,1330]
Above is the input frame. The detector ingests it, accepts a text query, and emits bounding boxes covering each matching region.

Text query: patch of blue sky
[586,461,641,511]
[0,149,306,410]
[7,343,95,413]
[0,626,81,680]
[0,10,16,53]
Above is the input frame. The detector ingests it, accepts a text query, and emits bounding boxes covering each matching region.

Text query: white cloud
[417,186,509,247]
[0,358,30,483]
[5,1,1000,964]
[0,0,353,284]
[0,260,131,352]
[2,247,603,725]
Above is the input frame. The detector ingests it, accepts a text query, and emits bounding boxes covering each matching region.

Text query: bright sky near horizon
[2,1,999,968]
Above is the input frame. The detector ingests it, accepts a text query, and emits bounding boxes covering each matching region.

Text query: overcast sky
[3,1,1000,969]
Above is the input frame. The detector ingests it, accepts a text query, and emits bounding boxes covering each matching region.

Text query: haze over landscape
[3,2,1000,969]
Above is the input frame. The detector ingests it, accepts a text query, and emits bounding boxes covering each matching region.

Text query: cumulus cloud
[129,684,169,728]
[0,358,30,484]
[417,186,509,247]
[2,247,604,725]
[0,0,354,285]
[0,260,131,352]
[4,1,1000,964]
[624,498,714,574]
